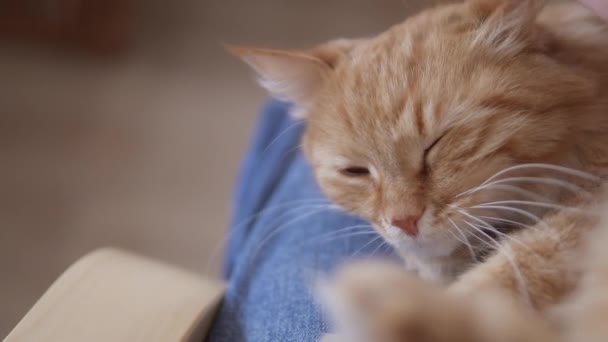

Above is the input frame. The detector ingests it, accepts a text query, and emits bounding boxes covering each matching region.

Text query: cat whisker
[468,204,553,233]
[460,183,552,202]
[451,205,499,247]
[478,215,529,229]
[479,163,601,188]
[462,219,531,304]
[461,220,506,253]
[368,239,393,258]
[322,224,374,235]
[205,199,330,274]
[447,217,478,262]
[275,143,307,166]
[459,176,591,199]
[474,200,590,214]
[234,199,330,230]
[247,202,334,235]
[315,231,381,246]
[304,224,376,245]
[353,235,386,257]
[248,205,340,264]
[263,120,306,153]
[457,209,532,251]
[477,215,557,247]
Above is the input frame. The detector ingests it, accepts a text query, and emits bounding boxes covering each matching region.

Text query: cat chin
[385,225,458,259]
[383,225,464,283]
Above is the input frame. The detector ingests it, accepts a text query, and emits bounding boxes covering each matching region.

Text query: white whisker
[312,230,379,246]
[247,203,336,243]
[235,199,330,229]
[353,235,385,256]
[460,176,590,199]
[467,183,551,202]
[305,224,375,245]
[462,219,531,304]
[369,239,393,258]
[478,215,529,229]
[461,220,501,250]
[457,209,532,251]
[205,199,330,274]
[263,120,305,153]
[475,200,589,213]
[249,205,339,263]
[469,204,553,233]
[480,163,600,187]
[447,217,477,261]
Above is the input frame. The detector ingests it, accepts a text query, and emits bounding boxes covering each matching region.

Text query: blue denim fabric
[208,100,396,342]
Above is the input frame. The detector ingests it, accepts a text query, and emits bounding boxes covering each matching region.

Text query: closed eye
[340,166,370,177]
[425,135,444,155]
[423,133,446,171]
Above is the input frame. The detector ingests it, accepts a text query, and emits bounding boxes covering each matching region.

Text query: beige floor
[0,0,425,336]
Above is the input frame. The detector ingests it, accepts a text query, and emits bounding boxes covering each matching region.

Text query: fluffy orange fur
[234,0,608,340]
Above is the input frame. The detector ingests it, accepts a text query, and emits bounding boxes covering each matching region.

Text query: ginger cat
[234,0,608,340]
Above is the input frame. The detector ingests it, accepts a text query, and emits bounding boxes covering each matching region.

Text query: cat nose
[391,213,423,237]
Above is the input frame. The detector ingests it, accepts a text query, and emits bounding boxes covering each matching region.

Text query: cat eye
[423,134,446,171]
[424,135,444,156]
[340,166,371,177]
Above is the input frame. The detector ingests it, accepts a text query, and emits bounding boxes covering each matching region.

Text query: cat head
[233,0,597,261]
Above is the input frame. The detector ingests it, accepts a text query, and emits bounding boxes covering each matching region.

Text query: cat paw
[318,260,474,342]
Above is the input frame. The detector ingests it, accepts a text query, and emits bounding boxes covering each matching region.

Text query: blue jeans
[208,100,396,342]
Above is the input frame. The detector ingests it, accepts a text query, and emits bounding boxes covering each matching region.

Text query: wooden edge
[5,247,225,342]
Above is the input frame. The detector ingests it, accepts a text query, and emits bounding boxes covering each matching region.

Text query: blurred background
[0,0,426,336]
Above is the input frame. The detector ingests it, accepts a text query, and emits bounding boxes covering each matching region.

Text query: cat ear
[229,40,357,119]
[468,0,550,54]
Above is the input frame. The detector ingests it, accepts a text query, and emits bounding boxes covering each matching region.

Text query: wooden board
[5,248,225,342]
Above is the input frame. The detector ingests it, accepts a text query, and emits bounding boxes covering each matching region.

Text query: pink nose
[391,215,422,236]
